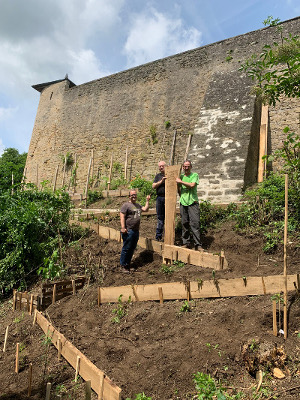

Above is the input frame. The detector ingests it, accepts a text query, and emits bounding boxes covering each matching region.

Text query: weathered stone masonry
[25,17,300,203]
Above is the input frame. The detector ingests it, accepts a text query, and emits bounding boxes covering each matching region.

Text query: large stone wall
[25,17,300,203]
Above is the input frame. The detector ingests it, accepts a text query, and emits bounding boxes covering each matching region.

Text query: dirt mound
[1,215,300,399]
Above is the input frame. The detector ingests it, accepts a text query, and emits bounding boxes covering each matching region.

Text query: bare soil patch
[0,208,300,399]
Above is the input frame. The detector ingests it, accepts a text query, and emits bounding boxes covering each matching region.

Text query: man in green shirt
[176,160,203,251]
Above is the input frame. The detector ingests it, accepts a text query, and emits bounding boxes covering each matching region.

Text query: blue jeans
[156,196,165,240]
[120,229,139,267]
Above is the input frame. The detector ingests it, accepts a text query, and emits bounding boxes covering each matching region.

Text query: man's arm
[141,195,151,212]
[175,178,196,188]
[152,176,166,189]
[120,212,127,233]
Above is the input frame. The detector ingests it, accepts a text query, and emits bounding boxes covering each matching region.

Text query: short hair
[183,160,192,166]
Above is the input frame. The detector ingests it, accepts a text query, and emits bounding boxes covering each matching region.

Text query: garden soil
[0,202,300,399]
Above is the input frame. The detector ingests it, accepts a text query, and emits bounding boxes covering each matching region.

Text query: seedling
[180,300,191,313]
[111,294,131,323]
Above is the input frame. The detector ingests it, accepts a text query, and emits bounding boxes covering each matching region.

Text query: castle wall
[25,17,300,203]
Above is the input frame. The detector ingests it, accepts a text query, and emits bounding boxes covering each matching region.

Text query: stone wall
[25,17,300,203]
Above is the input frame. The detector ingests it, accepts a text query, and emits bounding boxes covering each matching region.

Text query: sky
[0,0,299,156]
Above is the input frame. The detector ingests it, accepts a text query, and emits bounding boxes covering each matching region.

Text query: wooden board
[163,244,227,270]
[164,165,181,245]
[36,312,121,400]
[98,274,299,304]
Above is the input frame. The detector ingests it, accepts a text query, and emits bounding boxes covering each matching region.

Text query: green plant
[0,148,27,191]
[111,294,131,323]
[0,185,72,293]
[180,300,191,312]
[249,339,259,352]
[87,189,103,206]
[193,372,225,400]
[240,17,300,105]
[165,120,171,129]
[149,125,158,144]
[38,249,64,280]
[130,175,155,205]
[61,152,74,167]
[126,393,152,400]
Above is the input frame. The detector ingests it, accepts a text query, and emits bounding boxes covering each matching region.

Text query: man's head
[129,189,138,203]
[183,160,192,175]
[158,160,166,174]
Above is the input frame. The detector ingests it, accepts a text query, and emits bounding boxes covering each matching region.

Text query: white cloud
[0,106,18,121]
[123,8,202,67]
[0,138,4,155]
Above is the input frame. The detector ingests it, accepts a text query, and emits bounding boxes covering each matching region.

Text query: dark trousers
[120,229,139,266]
[180,202,202,246]
[155,196,165,240]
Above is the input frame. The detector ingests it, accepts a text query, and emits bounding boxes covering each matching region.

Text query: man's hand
[146,194,151,201]
[120,228,127,233]
[176,177,182,184]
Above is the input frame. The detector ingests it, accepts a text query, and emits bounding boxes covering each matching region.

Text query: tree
[0,148,27,191]
[240,16,300,106]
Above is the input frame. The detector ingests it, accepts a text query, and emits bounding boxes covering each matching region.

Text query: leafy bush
[0,185,72,293]
[130,175,155,205]
[0,148,27,191]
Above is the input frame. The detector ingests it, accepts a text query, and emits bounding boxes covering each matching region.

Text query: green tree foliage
[240,16,300,106]
[0,148,27,191]
[0,185,72,294]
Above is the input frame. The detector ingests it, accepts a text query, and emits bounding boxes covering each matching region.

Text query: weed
[180,300,191,313]
[249,339,259,352]
[150,125,158,144]
[126,393,152,400]
[165,120,171,129]
[111,294,131,323]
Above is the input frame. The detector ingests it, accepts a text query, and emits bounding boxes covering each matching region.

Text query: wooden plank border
[98,274,299,304]
[74,221,227,269]
[36,311,121,399]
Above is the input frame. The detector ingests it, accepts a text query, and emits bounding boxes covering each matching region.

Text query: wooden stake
[28,363,33,396]
[57,337,62,361]
[29,294,33,315]
[85,157,93,205]
[19,292,22,310]
[98,372,105,400]
[3,326,8,352]
[13,289,16,311]
[45,382,51,400]
[158,287,164,305]
[75,356,80,381]
[124,146,128,180]
[62,155,67,187]
[186,281,191,301]
[15,343,20,373]
[284,174,288,339]
[107,155,113,191]
[184,133,192,161]
[272,300,278,337]
[52,284,57,305]
[85,380,92,400]
[33,309,37,326]
[132,285,139,302]
[72,280,76,295]
[98,287,101,307]
[53,164,59,192]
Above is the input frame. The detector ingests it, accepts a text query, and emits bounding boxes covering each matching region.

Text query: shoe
[120,265,130,273]
[194,245,204,251]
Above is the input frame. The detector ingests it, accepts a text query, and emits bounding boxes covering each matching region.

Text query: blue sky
[0,0,299,155]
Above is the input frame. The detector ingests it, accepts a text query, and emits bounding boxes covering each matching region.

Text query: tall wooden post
[53,165,59,192]
[283,174,288,339]
[124,146,128,180]
[107,155,113,191]
[258,105,268,183]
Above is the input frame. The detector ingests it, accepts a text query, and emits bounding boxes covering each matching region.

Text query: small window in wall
[50,92,53,100]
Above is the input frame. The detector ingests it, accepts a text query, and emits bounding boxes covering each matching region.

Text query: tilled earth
[0,206,300,399]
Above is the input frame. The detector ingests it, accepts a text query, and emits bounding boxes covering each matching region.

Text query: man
[176,160,203,251]
[152,160,167,241]
[120,189,150,272]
